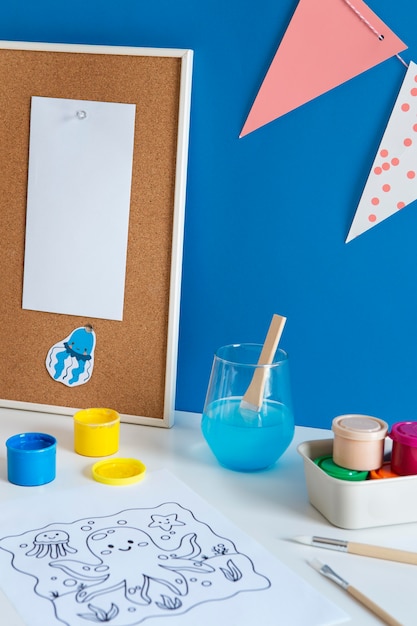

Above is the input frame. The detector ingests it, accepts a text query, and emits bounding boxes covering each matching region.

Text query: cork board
[0,41,193,427]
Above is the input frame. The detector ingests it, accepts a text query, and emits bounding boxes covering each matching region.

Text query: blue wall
[2,1,417,429]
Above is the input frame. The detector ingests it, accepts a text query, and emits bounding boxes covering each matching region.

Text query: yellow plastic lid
[92,458,146,486]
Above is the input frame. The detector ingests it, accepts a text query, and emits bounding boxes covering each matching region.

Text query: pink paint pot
[332,414,388,471]
[389,421,417,476]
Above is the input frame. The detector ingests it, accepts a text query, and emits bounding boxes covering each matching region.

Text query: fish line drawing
[0,502,271,625]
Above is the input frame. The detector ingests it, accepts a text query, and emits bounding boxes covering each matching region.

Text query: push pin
[76,110,87,120]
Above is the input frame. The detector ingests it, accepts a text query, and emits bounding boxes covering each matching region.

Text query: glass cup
[201,343,294,471]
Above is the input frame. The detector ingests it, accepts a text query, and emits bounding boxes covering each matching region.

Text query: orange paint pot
[369,462,400,479]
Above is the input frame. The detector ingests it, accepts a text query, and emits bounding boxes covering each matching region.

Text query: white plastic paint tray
[297,439,417,529]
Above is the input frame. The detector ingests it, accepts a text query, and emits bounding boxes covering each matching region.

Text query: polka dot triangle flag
[346,61,417,242]
[240,0,406,138]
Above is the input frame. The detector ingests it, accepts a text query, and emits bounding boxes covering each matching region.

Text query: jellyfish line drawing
[25,531,78,560]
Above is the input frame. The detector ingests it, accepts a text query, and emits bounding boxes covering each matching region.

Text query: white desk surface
[0,407,415,626]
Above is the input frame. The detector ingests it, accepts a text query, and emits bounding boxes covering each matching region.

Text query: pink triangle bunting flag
[346,61,417,242]
[240,0,407,138]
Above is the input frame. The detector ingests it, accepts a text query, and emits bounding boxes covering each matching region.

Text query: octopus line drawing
[46,325,96,387]
[0,502,271,626]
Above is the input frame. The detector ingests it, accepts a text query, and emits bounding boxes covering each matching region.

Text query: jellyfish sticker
[46,325,96,387]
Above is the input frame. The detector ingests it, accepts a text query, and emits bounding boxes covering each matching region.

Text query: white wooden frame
[0,41,193,427]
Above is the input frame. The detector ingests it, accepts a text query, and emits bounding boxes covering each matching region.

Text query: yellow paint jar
[74,408,120,457]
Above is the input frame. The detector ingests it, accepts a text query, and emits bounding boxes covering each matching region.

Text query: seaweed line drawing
[0,502,271,625]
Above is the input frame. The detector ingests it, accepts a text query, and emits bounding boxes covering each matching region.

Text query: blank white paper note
[22,96,136,321]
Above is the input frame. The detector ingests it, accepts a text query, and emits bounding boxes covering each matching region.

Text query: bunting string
[342,0,384,40]
[342,0,408,68]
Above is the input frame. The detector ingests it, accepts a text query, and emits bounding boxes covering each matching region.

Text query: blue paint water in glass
[201,397,294,471]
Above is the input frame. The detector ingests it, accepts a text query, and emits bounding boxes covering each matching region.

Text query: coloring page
[0,470,347,626]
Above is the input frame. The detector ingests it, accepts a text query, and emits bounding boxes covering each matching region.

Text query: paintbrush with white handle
[308,558,403,626]
[294,535,417,565]
[239,313,286,413]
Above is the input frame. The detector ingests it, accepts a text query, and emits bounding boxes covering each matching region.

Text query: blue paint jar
[6,432,57,486]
